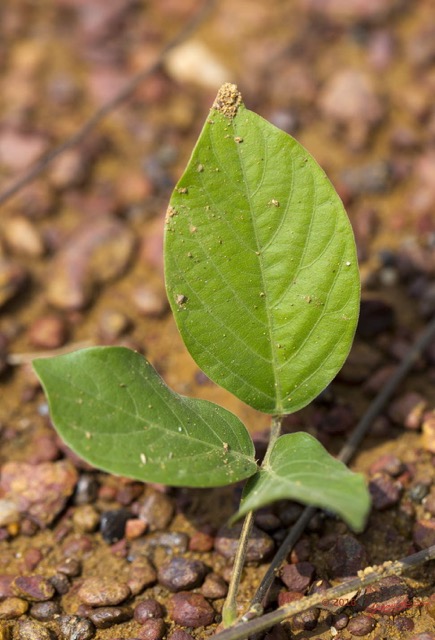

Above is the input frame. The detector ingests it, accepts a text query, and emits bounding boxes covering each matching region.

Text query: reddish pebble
[422,410,435,453]
[369,453,404,477]
[12,576,55,602]
[280,562,315,592]
[189,530,214,552]
[137,618,166,640]
[388,392,427,429]
[168,592,215,627]
[168,631,194,640]
[355,576,411,615]
[158,557,207,592]
[23,548,43,571]
[134,599,164,623]
[126,518,147,540]
[347,614,376,636]
[277,590,304,607]
[27,315,67,349]
[413,519,435,549]
[78,576,130,606]
[369,473,402,510]
[200,573,228,599]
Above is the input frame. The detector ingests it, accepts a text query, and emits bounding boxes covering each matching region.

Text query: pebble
[15,620,53,640]
[388,392,427,429]
[46,217,136,310]
[422,410,435,453]
[98,309,130,341]
[88,605,133,629]
[347,614,376,636]
[100,508,131,543]
[29,600,60,620]
[423,489,435,516]
[300,0,398,22]
[327,535,368,577]
[357,299,395,338]
[277,590,303,607]
[117,481,144,506]
[0,130,48,171]
[413,518,435,549]
[280,562,315,592]
[409,635,435,640]
[127,556,157,595]
[0,576,14,598]
[12,575,55,602]
[0,460,78,528]
[78,576,131,607]
[73,505,100,533]
[0,499,20,527]
[134,598,164,623]
[168,592,215,628]
[355,576,411,615]
[49,572,70,595]
[215,524,274,562]
[188,530,214,552]
[167,631,194,640]
[0,259,28,308]
[56,614,96,640]
[0,597,28,619]
[409,482,430,503]
[125,518,147,540]
[2,216,45,257]
[27,434,60,464]
[291,608,320,631]
[394,617,414,633]
[49,149,87,189]
[369,473,402,510]
[332,612,349,630]
[137,618,166,640]
[200,573,228,599]
[74,474,99,505]
[61,534,93,558]
[369,453,404,477]
[132,285,168,317]
[158,557,207,592]
[136,487,175,531]
[290,539,311,563]
[27,314,68,349]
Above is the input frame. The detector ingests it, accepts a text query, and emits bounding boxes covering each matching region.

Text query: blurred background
[0,0,434,429]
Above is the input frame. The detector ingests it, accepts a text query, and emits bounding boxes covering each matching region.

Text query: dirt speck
[212,83,242,119]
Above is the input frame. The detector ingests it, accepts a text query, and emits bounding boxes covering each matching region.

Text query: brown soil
[0,1,434,639]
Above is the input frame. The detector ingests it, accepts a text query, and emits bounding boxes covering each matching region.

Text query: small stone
[422,410,435,453]
[56,557,82,577]
[168,592,215,627]
[49,149,86,189]
[29,600,60,620]
[0,260,28,308]
[100,508,131,543]
[200,573,228,599]
[128,532,189,559]
[137,618,166,640]
[291,607,319,631]
[137,487,175,531]
[73,505,100,533]
[280,562,315,592]
[78,577,130,607]
[125,518,147,540]
[12,575,55,602]
[98,309,130,341]
[188,530,214,552]
[88,606,132,629]
[328,535,368,577]
[409,634,435,640]
[27,315,67,349]
[49,572,70,595]
[0,500,20,527]
[369,473,402,510]
[333,612,349,630]
[0,131,48,171]
[215,524,274,562]
[127,557,157,595]
[23,548,43,572]
[409,482,430,503]
[0,576,14,599]
[413,519,435,549]
[277,590,303,607]
[347,614,376,636]
[158,557,207,592]
[132,285,168,317]
[0,460,78,528]
[369,454,404,477]
[74,474,99,505]
[167,631,194,640]
[0,597,28,619]
[15,620,52,640]
[56,614,95,640]
[2,216,45,257]
[388,392,427,429]
[355,576,411,615]
[134,598,164,623]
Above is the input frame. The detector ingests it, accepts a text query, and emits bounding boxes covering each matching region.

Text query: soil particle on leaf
[157,556,207,592]
[168,591,215,627]
[212,83,242,119]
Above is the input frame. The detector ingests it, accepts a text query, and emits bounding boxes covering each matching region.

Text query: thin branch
[212,544,435,640]
[247,312,435,615]
[0,0,217,208]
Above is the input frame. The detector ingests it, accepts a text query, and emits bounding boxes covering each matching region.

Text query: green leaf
[33,347,257,488]
[164,84,360,414]
[232,433,370,532]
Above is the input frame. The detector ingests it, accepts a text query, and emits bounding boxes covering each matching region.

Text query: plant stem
[247,312,435,617]
[222,416,282,627]
[214,544,435,640]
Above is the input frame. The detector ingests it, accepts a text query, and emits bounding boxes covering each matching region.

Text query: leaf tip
[212,83,242,119]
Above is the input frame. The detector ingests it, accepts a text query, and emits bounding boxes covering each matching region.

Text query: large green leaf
[232,433,370,532]
[165,83,360,414]
[33,347,257,487]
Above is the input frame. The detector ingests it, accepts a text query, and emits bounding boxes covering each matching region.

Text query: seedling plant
[33,84,371,629]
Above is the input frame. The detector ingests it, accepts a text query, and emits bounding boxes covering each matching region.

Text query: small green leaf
[165,83,359,415]
[232,433,370,532]
[33,347,257,487]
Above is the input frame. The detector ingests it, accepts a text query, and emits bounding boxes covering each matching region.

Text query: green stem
[222,416,282,627]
